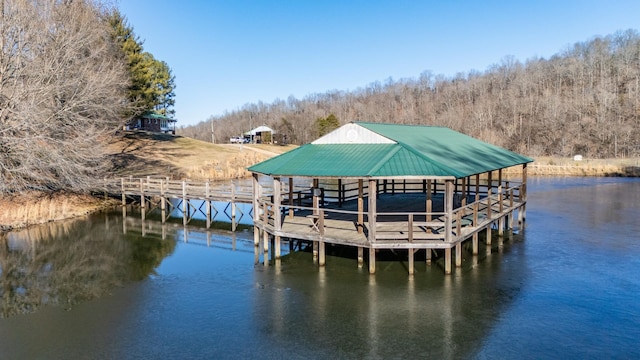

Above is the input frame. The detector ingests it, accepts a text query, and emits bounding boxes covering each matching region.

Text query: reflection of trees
[0,213,176,318]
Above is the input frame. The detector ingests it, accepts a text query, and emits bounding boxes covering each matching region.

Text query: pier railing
[254,180,524,246]
[108,176,255,203]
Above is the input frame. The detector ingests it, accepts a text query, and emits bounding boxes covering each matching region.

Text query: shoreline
[0,192,119,233]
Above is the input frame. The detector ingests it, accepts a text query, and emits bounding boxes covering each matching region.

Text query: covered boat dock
[249,122,532,274]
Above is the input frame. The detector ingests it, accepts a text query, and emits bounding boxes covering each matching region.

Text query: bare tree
[0,0,128,193]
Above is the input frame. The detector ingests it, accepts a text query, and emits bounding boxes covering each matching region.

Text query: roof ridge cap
[366,146,401,176]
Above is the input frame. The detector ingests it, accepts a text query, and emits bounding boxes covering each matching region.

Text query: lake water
[0,177,639,359]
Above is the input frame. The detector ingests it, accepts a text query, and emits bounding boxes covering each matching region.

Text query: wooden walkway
[107,177,257,230]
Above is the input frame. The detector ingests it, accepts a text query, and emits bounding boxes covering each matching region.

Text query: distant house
[244,125,274,144]
[128,112,177,134]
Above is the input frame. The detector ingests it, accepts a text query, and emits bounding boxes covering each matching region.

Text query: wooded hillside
[182,30,640,158]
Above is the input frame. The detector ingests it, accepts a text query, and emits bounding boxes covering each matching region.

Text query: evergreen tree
[316,114,340,136]
[107,10,175,118]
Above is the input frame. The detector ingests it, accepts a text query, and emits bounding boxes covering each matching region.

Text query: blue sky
[118,0,640,126]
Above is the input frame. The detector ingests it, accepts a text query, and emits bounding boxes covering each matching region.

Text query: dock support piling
[357,247,364,267]
[263,235,269,266]
[408,248,415,275]
[369,248,376,274]
[120,178,127,215]
[472,233,478,255]
[444,248,452,274]
[182,180,187,226]
[319,240,325,266]
[140,178,146,221]
[160,179,166,223]
[231,182,237,231]
[205,182,211,228]
[426,248,432,264]
[455,243,462,267]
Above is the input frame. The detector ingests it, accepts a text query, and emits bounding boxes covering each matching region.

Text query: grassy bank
[504,157,640,177]
[108,131,295,180]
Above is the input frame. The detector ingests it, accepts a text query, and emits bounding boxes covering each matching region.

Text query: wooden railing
[107,177,254,203]
[253,180,525,245]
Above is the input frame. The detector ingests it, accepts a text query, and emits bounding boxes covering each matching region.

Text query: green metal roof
[248,122,533,178]
[141,112,176,121]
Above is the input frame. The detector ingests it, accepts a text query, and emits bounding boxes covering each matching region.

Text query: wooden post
[288,177,294,218]
[231,182,237,232]
[486,186,492,221]
[273,177,282,259]
[358,247,364,267]
[455,243,462,267]
[121,178,127,217]
[182,180,187,226]
[369,247,376,274]
[472,233,478,255]
[426,248,432,264]
[205,181,211,229]
[473,174,480,255]
[312,183,320,262]
[444,179,454,243]
[160,179,166,223]
[368,179,377,244]
[262,201,269,264]
[253,174,260,247]
[426,179,432,232]
[318,209,325,266]
[319,240,325,266]
[140,178,145,221]
[520,163,528,227]
[408,248,415,275]
[498,182,504,214]
[475,174,480,200]
[444,248,452,274]
[357,179,364,233]
[498,181,504,238]
[408,213,414,243]
[461,177,467,210]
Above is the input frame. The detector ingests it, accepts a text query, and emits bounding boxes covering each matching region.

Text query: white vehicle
[230,136,244,143]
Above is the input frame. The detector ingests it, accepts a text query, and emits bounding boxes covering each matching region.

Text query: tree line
[182,29,640,158]
[0,0,175,194]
